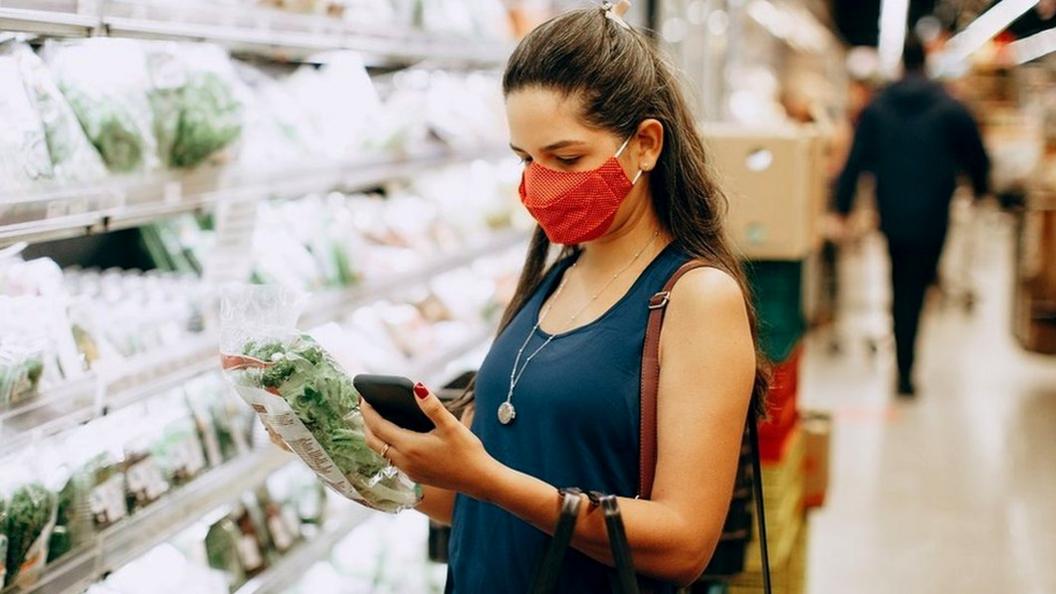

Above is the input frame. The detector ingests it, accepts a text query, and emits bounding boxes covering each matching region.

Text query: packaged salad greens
[219,285,421,513]
[144,42,243,169]
[37,440,92,564]
[3,41,107,186]
[42,38,160,173]
[0,459,58,588]
[204,516,246,590]
[0,46,53,193]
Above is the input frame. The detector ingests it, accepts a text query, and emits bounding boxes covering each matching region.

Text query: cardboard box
[1014,206,1056,354]
[802,411,832,509]
[701,124,826,260]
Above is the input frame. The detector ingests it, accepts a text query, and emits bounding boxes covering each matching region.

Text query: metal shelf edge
[234,508,374,594]
[0,148,510,249]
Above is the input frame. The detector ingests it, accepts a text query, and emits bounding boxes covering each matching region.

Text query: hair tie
[602,0,632,30]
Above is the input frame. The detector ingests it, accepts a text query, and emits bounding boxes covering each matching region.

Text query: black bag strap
[748,415,773,594]
[590,492,641,594]
[530,489,582,594]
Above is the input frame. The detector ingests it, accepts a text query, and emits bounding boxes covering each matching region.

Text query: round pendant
[497,401,517,425]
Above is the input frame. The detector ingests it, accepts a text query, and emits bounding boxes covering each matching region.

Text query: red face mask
[518,136,642,245]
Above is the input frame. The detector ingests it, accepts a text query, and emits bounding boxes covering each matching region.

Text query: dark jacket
[835,75,990,245]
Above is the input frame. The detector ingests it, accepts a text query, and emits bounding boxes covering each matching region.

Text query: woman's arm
[361,268,754,585]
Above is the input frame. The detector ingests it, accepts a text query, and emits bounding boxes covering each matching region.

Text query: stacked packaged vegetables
[141,158,523,291]
[0,37,509,201]
[0,374,257,589]
[83,462,326,594]
[0,254,86,405]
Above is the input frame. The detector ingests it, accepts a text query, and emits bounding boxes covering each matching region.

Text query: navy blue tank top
[446,242,691,594]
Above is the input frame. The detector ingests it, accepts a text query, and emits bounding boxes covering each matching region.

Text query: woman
[361,4,768,592]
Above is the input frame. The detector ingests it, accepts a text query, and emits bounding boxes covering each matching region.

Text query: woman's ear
[635,118,664,173]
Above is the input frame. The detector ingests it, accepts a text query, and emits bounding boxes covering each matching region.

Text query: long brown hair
[464,7,769,417]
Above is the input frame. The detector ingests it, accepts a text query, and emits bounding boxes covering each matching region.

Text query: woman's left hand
[361,382,498,500]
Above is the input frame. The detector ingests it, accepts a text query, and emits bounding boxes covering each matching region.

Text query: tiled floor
[801,208,1056,594]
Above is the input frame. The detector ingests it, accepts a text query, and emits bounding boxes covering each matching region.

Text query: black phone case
[352,374,435,432]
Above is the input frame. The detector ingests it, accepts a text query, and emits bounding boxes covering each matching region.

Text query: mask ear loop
[615,135,643,185]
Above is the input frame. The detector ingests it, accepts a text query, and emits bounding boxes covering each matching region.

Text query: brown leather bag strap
[638,259,711,498]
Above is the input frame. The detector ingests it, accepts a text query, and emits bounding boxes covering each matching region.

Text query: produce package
[0,46,53,194]
[43,38,161,173]
[219,285,421,513]
[37,441,92,564]
[144,42,244,168]
[204,516,247,590]
[4,42,107,186]
[0,462,58,588]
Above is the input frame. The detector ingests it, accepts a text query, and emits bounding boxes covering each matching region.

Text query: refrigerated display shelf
[0,335,216,458]
[5,327,499,594]
[7,446,295,594]
[0,1,511,66]
[0,6,96,37]
[0,227,524,457]
[234,507,375,594]
[300,227,531,327]
[0,147,511,248]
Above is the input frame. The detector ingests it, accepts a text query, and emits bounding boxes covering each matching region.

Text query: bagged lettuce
[43,38,160,173]
[145,43,243,168]
[0,47,53,193]
[219,285,421,513]
[3,42,107,185]
[0,457,57,589]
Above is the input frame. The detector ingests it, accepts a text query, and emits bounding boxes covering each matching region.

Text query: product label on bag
[237,535,264,571]
[174,435,207,479]
[268,514,294,552]
[90,474,128,527]
[126,458,170,504]
[230,384,367,504]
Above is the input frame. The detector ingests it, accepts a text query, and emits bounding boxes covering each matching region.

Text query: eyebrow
[509,140,587,153]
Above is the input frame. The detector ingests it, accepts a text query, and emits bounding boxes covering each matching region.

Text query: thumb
[413,382,455,429]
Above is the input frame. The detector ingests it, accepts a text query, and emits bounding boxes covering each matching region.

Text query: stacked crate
[692,124,828,594]
[727,428,808,594]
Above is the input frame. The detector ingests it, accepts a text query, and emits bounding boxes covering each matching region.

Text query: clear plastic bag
[219,285,421,513]
[43,38,161,174]
[3,42,107,186]
[0,46,53,194]
[144,42,244,168]
[0,456,58,589]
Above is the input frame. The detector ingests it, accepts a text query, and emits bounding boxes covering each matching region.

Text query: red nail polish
[413,382,429,399]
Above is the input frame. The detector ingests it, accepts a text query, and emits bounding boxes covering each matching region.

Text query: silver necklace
[498,231,660,425]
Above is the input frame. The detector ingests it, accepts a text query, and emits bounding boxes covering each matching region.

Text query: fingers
[412,382,456,430]
[361,416,387,457]
[360,399,407,445]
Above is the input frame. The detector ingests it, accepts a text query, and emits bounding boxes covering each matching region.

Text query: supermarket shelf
[235,507,375,594]
[8,328,491,594]
[0,373,99,458]
[0,147,510,248]
[0,335,216,458]
[13,447,295,594]
[301,227,531,328]
[0,6,96,37]
[0,224,519,452]
[0,1,511,66]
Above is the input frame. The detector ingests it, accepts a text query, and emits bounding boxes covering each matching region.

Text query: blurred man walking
[835,36,990,397]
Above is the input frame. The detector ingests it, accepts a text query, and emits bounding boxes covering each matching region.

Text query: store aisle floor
[801,210,1056,594]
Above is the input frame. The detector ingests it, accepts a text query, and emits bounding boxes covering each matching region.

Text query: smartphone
[352,374,435,432]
